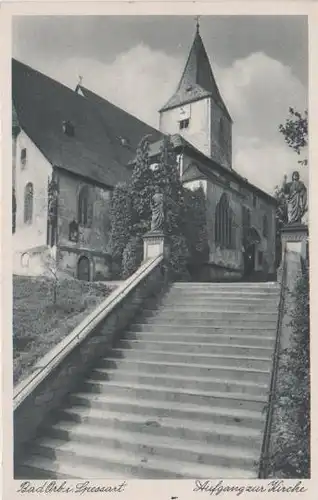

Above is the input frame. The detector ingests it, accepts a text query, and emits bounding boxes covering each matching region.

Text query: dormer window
[21,148,27,168]
[179,118,189,130]
[119,136,130,148]
[62,120,75,137]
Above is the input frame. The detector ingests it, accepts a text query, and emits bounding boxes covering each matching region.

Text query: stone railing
[14,254,166,461]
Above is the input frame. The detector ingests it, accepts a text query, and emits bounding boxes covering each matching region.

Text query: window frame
[179,118,190,130]
[24,182,34,224]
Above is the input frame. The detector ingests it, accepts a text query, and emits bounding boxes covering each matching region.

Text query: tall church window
[12,188,17,233]
[78,185,92,227]
[263,214,269,238]
[24,182,33,224]
[215,193,235,249]
[219,117,225,147]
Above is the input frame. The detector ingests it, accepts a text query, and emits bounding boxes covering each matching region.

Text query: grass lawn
[13,275,115,386]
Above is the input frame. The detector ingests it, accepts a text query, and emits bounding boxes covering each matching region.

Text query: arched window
[12,188,17,233]
[24,182,33,224]
[263,214,269,238]
[78,186,92,226]
[215,193,235,249]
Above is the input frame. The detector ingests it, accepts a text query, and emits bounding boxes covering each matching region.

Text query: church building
[12,25,276,281]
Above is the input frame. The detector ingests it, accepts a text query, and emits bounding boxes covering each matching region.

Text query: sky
[12,15,308,194]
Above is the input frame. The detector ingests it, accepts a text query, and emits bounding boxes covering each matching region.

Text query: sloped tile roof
[160,29,231,121]
[12,59,162,188]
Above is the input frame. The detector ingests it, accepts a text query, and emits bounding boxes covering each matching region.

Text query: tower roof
[160,27,231,121]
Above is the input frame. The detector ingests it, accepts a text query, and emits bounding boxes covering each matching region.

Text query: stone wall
[14,255,166,466]
[57,170,112,280]
[14,256,166,466]
[12,131,52,254]
[159,98,212,158]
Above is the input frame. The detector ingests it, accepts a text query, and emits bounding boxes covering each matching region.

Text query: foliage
[168,234,191,281]
[122,236,143,279]
[41,251,59,304]
[109,182,132,270]
[268,267,310,478]
[183,186,209,266]
[13,275,114,385]
[279,108,308,166]
[130,135,154,235]
[109,134,209,279]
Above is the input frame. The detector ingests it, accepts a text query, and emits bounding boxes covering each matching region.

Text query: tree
[130,135,154,235]
[41,250,59,304]
[183,186,209,267]
[279,108,308,166]
[153,136,190,279]
[109,183,132,273]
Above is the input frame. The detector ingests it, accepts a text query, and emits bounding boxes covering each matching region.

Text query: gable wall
[57,170,112,251]
[13,130,51,253]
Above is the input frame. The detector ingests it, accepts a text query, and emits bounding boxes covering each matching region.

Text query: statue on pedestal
[150,186,165,232]
[282,171,307,224]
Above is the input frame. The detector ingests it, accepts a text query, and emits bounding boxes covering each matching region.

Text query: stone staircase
[16,282,280,479]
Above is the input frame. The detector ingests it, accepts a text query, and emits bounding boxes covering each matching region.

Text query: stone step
[158,300,279,310]
[124,330,276,348]
[130,323,277,335]
[69,392,265,430]
[172,283,278,290]
[117,339,273,358]
[143,305,277,322]
[143,310,278,321]
[140,318,277,328]
[19,440,257,479]
[41,423,260,470]
[90,368,269,396]
[81,379,267,413]
[108,347,273,371]
[167,291,279,299]
[57,406,263,448]
[100,358,271,384]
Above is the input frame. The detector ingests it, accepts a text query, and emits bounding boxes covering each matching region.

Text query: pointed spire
[195,15,200,33]
[160,25,231,121]
[75,75,83,93]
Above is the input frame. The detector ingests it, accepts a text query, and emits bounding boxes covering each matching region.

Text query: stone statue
[282,171,307,224]
[150,187,165,232]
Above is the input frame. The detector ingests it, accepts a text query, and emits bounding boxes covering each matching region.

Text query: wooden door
[78,256,90,281]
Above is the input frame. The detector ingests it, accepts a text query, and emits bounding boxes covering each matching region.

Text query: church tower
[159,22,232,170]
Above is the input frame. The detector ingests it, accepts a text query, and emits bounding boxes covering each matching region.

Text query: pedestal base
[281,223,308,259]
[143,231,169,260]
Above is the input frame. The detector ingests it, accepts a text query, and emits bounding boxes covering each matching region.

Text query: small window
[253,194,257,207]
[69,220,79,242]
[179,118,189,130]
[62,120,75,137]
[21,148,27,168]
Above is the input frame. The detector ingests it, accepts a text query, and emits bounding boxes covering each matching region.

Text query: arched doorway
[77,256,90,281]
[243,227,261,279]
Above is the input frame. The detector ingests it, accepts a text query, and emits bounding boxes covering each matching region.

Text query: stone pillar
[143,231,169,261]
[281,223,308,259]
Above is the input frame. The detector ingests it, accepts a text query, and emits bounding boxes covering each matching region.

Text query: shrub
[109,183,132,270]
[268,266,310,478]
[122,236,143,279]
[168,234,190,281]
[183,186,209,266]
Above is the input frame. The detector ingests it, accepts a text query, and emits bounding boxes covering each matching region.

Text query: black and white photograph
[10,13,309,481]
